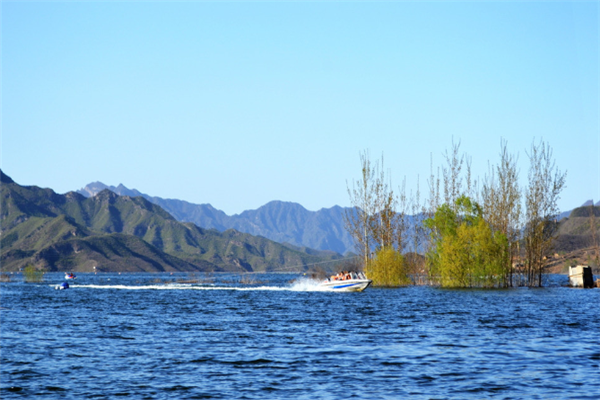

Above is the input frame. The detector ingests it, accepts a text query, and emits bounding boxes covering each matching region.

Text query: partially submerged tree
[366,247,410,287]
[344,151,378,269]
[523,139,566,287]
[370,160,399,250]
[481,140,522,286]
[344,151,409,286]
[23,264,45,283]
[425,196,508,288]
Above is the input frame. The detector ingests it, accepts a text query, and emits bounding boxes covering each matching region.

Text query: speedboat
[318,271,372,292]
[65,273,76,280]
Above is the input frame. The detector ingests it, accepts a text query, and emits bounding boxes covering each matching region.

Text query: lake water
[1,273,599,399]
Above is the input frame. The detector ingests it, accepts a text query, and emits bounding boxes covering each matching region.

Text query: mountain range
[0,171,342,273]
[78,182,356,255]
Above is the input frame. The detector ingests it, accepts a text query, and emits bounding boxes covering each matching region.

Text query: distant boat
[55,282,69,290]
[318,271,372,292]
[65,273,77,280]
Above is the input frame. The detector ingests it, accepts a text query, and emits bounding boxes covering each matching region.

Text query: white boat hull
[318,278,372,292]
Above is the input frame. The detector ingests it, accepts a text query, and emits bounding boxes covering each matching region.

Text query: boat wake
[288,278,331,292]
[57,279,331,292]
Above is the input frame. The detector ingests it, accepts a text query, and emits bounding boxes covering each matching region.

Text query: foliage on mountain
[1,171,342,273]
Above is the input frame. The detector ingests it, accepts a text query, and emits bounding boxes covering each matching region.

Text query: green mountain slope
[34,233,210,273]
[1,214,91,253]
[1,170,341,272]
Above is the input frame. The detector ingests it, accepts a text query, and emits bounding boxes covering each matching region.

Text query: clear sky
[2,1,598,215]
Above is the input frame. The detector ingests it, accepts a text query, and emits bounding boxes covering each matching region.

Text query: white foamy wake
[288,278,331,292]
[57,281,331,292]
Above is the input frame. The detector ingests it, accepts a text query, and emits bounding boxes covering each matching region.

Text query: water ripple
[2,273,599,399]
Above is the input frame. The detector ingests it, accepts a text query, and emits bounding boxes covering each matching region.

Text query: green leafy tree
[426,196,508,288]
[366,247,411,287]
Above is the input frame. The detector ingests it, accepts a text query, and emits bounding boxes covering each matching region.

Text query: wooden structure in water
[568,265,595,288]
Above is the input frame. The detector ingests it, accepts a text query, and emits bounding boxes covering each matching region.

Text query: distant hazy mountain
[580,199,600,207]
[0,171,342,273]
[78,182,356,255]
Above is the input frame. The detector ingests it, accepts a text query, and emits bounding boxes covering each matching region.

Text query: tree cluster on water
[344,139,566,288]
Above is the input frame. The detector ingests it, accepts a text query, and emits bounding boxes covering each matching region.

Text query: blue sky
[2,1,598,215]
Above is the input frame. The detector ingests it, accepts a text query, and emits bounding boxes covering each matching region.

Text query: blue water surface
[1,273,599,399]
